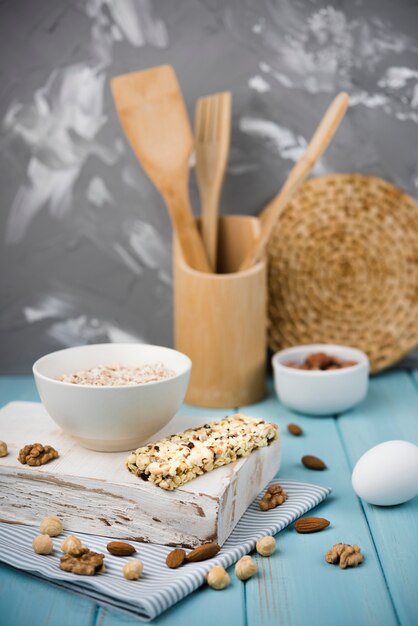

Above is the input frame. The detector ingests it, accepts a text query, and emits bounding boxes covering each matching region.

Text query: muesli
[57,362,175,386]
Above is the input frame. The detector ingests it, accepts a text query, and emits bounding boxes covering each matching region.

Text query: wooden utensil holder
[174,215,266,407]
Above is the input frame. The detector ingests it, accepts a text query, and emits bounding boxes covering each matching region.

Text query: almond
[166,548,186,569]
[294,517,330,534]
[288,423,303,436]
[302,455,327,470]
[106,541,136,557]
[185,542,220,562]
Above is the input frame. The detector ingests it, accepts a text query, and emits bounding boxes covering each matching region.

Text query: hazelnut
[32,534,53,555]
[207,565,230,590]
[0,440,7,457]
[40,516,63,537]
[256,536,276,557]
[123,559,144,580]
[235,555,257,581]
[61,535,83,555]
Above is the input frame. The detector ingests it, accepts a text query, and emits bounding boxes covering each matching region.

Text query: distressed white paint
[128,220,170,272]
[260,64,294,89]
[86,177,115,207]
[106,326,144,344]
[349,92,389,109]
[86,0,168,50]
[3,0,168,245]
[252,2,417,125]
[22,293,143,347]
[239,116,307,162]
[23,295,74,324]
[0,402,281,547]
[113,242,144,276]
[248,75,271,93]
[378,67,418,90]
[4,65,113,243]
[47,316,143,347]
[252,18,265,35]
[228,163,259,176]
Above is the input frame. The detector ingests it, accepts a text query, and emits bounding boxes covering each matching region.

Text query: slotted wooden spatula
[111,65,210,272]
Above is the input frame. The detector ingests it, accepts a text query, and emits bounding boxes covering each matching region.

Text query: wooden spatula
[111,65,210,273]
[239,92,350,271]
[195,91,232,271]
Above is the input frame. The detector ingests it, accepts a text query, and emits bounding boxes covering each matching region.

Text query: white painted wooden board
[0,402,281,547]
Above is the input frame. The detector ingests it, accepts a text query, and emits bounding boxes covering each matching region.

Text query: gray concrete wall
[1,0,417,372]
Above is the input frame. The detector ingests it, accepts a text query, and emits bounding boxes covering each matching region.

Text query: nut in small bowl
[272,344,369,416]
[33,343,191,451]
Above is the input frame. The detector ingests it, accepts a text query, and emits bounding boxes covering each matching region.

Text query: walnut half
[259,483,288,511]
[325,543,364,569]
[59,550,105,576]
[18,443,59,466]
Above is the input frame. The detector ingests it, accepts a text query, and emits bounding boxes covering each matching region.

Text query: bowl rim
[32,343,192,390]
[272,343,369,376]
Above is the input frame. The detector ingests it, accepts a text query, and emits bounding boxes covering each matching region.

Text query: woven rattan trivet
[267,174,418,373]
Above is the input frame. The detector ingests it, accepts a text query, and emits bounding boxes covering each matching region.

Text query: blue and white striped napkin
[0,480,330,621]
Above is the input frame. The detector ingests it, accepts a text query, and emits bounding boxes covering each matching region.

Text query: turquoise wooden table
[1,371,417,626]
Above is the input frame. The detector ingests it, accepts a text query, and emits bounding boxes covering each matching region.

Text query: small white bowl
[33,343,191,451]
[272,344,369,416]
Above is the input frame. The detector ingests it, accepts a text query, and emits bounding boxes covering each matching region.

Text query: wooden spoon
[239,92,350,271]
[195,91,232,271]
[111,65,210,272]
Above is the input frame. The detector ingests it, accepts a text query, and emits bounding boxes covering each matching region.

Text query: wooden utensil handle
[200,188,221,271]
[241,92,349,270]
[163,183,211,273]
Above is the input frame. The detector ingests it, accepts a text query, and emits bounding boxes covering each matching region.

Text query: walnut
[0,440,8,457]
[207,566,230,590]
[123,559,144,580]
[40,516,63,537]
[32,534,53,555]
[18,443,58,466]
[235,555,257,581]
[325,543,364,569]
[256,536,276,557]
[259,484,288,511]
[60,550,105,576]
[61,535,86,556]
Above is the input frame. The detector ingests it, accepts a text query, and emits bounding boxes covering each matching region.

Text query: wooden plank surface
[0,375,40,403]
[1,373,417,626]
[240,383,398,626]
[338,371,418,626]
[96,564,246,626]
[0,562,97,626]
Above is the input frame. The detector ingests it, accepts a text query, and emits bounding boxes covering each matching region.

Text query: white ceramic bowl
[272,344,369,416]
[33,343,191,451]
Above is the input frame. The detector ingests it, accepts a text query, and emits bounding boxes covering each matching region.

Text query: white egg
[352,440,418,506]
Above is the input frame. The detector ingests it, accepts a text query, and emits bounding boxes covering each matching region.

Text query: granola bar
[125,414,279,490]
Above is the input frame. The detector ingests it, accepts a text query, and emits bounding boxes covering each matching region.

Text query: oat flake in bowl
[58,362,175,387]
[33,343,191,451]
